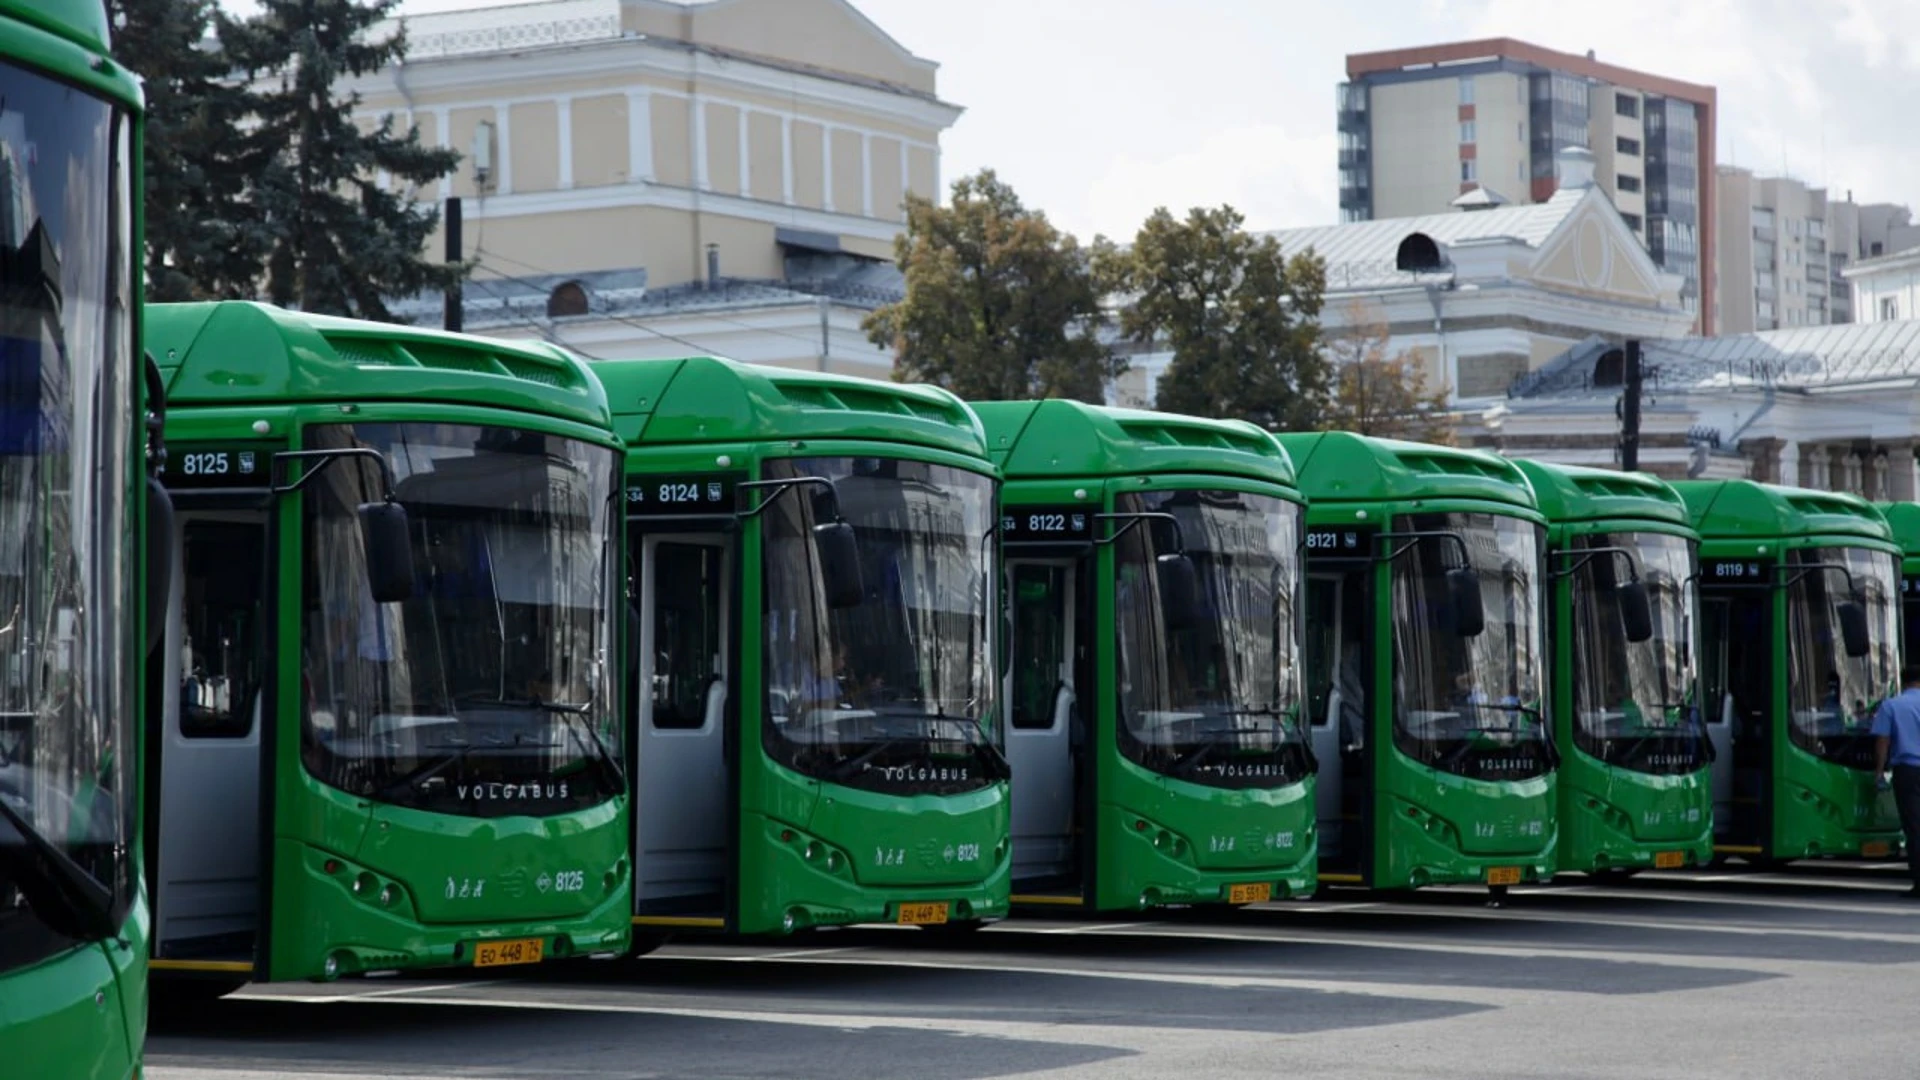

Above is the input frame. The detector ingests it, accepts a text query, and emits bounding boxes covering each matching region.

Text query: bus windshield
[1113,489,1311,789]
[300,422,624,818]
[761,457,1002,795]
[1390,512,1552,781]
[1569,531,1709,774]
[0,63,137,966]
[1786,545,1898,770]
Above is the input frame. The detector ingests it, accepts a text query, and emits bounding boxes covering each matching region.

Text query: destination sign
[1700,557,1772,584]
[625,471,741,517]
[159,442,281,490]
[1303,526,1372,555]
[1001,505,1095,544]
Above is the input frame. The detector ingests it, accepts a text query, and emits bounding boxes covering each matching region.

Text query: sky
[223,0,1920,244]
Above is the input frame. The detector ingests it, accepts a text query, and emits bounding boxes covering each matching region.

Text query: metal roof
[1258,188,1588,291]
[1511,319,1920,397]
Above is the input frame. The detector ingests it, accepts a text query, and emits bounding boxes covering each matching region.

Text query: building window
[1616,174,1642,193]
[1517,160,1526,182]
[1461,158,1477,182]
[547,281,590,318]
[1615,92,1639,118]
[1622,212,1643,231]
[1788,309,1800,326]
[1883,297,1900,321]
[1459,76,1474,105]
[1460,120,1476,143]
[1616,136,1641,156]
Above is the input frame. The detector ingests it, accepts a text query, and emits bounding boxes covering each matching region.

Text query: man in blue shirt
[1869,664,1920,897]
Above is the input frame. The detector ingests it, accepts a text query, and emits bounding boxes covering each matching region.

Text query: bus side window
[179,520,267,739]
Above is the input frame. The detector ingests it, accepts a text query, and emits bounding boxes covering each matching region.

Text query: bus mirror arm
[1779,563,1874,658]
[1375,531,1484,637]
[1553,549,1658,645]
[270,448,415,603]
[736,477,864,607]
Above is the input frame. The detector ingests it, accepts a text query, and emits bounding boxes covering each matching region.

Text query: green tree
[865,169,1116,402]
[110,0,266,301]
[219,0,463,319]
[1320,300,1455,445]
[1099,206,1328,430]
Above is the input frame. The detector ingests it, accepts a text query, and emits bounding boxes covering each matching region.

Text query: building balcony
[1338,148,1369,170]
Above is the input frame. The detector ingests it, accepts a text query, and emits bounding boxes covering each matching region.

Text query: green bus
[972,400,1315,913]
[1514,461,1713,877]
[596,356,1009,938]
[1279,432,1556,893]
[1875,501,1920,661]
[146,301,631,994]
[1674,480,1902,863]
[0,2,159,1076]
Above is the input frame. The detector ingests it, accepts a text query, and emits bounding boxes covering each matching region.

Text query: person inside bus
[1869,664,1920,897]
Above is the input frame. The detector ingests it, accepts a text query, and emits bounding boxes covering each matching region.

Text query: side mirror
[145,475,175,656]
[1157,553,1203,630]
[358,501,416,604]
[813,521,864,609]
[1837,599,1872,658]
[1446,567,1485,637]
[1617,579,1655,644]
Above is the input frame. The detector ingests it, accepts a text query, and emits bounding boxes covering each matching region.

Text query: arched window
[1592,348,1624,387]
[1395,233,1445,272]
[548,281,589,318]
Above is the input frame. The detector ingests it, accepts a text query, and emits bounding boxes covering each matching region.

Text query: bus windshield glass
[1786,545,1898,769]
[300,422,624,817]
[1390,512,1552,781]
[0,66,136,968]
[1112,489,1310,789]
[761,457,1000,794]
[1569,532,1708,774]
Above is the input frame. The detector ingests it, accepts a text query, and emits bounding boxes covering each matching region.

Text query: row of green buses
[6,5,1911,1068]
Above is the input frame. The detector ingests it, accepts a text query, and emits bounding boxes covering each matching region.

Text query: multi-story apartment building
[1339,38,1715,332]
[1716,168,1915,331]
[342,0,959,376]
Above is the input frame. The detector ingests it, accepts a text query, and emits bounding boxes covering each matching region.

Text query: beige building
[1340,39,1715,332]
[1113,147,1695,410]
[350,0,956,372]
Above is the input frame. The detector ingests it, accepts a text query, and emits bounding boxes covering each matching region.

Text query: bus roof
[8,2,111,60]
[591,355,988,461]
[1670,479,1892,544]
[1874,502,1920,556]
[1511,460,1692,532]
[1275,431,1536,512]
[971,400,1297,490]
[148,301,611,430]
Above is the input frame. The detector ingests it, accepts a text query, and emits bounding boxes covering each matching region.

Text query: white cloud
[1082,124,1337,241]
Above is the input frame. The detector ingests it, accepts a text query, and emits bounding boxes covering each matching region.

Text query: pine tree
[218,0,463,320]
[110,0,265,301]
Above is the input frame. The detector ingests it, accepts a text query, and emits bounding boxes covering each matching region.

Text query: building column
[433,107,452,198]
[1802,444,1830,490]
[627,89,654,182]
[495,106,512,194]
[1742,437,1784,484]
[691,96,709,190]
[738,109,752,197]
[821,124,835,212]
[1887,440,1918,501]
[557,97,574,190]
[1777,440,1800,489]
[1838,448,1861,495]
[780,116,794,204]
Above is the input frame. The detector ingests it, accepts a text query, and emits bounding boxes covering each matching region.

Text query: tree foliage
[1098,205,1328,431]
[109,0,264,301]
[218,0,464,319]
[1320,300,1455,445]
[866,170,1116,402]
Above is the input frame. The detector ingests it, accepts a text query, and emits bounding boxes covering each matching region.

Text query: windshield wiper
[453,695,627,790]
[0,792,118,942]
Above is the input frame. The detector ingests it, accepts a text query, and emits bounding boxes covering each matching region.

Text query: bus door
[632,532,732,917]
[1700,583,1771,849]
[1004,559,1080,891]
[154,501,272,969]
[1306,564,1371,876]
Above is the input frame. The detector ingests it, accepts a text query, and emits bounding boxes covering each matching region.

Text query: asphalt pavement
[147,862,1920,1080]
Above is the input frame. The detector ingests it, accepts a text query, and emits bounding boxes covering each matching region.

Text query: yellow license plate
[1226,882,1272,904]
[472,937,544,968]
[897,902,949,925]
[1654,850,1686,869]
[1862,841,1893,858]
[1486,866,1523,886]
